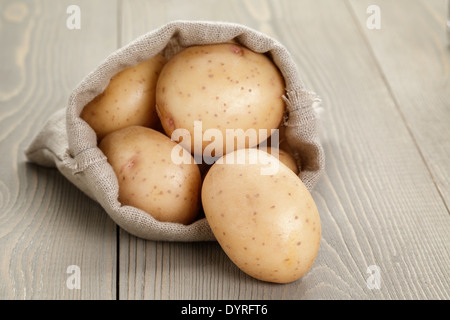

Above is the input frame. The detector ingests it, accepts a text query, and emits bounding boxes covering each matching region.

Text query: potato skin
[263,124,301,173]
[155,43,285,157]
[99,126,201,225]
[201,148,320,283]
[259,147,299,175]
[81,54,166,140]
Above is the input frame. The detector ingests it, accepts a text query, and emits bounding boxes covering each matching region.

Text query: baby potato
[201,148,321,283]
[81,54,167,140]
[258,147,299,175]
[155,43,285,157]
[267,123,293,154]
[99,126,201,225]
[263,124,301,173]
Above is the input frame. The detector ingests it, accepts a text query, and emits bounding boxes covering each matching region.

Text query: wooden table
[1,0,449,300]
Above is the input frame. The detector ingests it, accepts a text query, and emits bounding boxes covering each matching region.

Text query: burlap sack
[25,20,324,242]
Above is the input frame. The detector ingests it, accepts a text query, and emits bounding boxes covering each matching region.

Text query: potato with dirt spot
[81,54,167,140]
[155,43,285,157]
[99,126,201,224]
[201,148,320,283]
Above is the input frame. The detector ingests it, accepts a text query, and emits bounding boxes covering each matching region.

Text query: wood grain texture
[118,0,450,300]
[348,0,450,209]
[0,0,118,299]
[275,0,450,299]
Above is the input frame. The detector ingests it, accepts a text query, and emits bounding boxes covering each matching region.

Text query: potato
[155,43,285,157]
[258,146,299,175]
[269,123,293,154]
[99,126,201,224]
[264,124,301,173]
[81,54,167,140]
[201,148,320,283]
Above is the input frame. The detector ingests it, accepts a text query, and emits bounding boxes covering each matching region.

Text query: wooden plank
[118,0,450,299]
[279,0,450,299]
[0,0,118,299]
[348,0,450,216]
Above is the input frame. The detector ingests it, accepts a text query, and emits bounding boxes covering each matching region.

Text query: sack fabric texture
[25,21,325,242]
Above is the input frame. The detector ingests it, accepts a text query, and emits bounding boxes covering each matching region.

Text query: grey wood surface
[0,0,118,300]
[0,0,449,300]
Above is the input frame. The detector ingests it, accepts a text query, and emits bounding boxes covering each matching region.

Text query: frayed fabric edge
[282,89,323,127]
